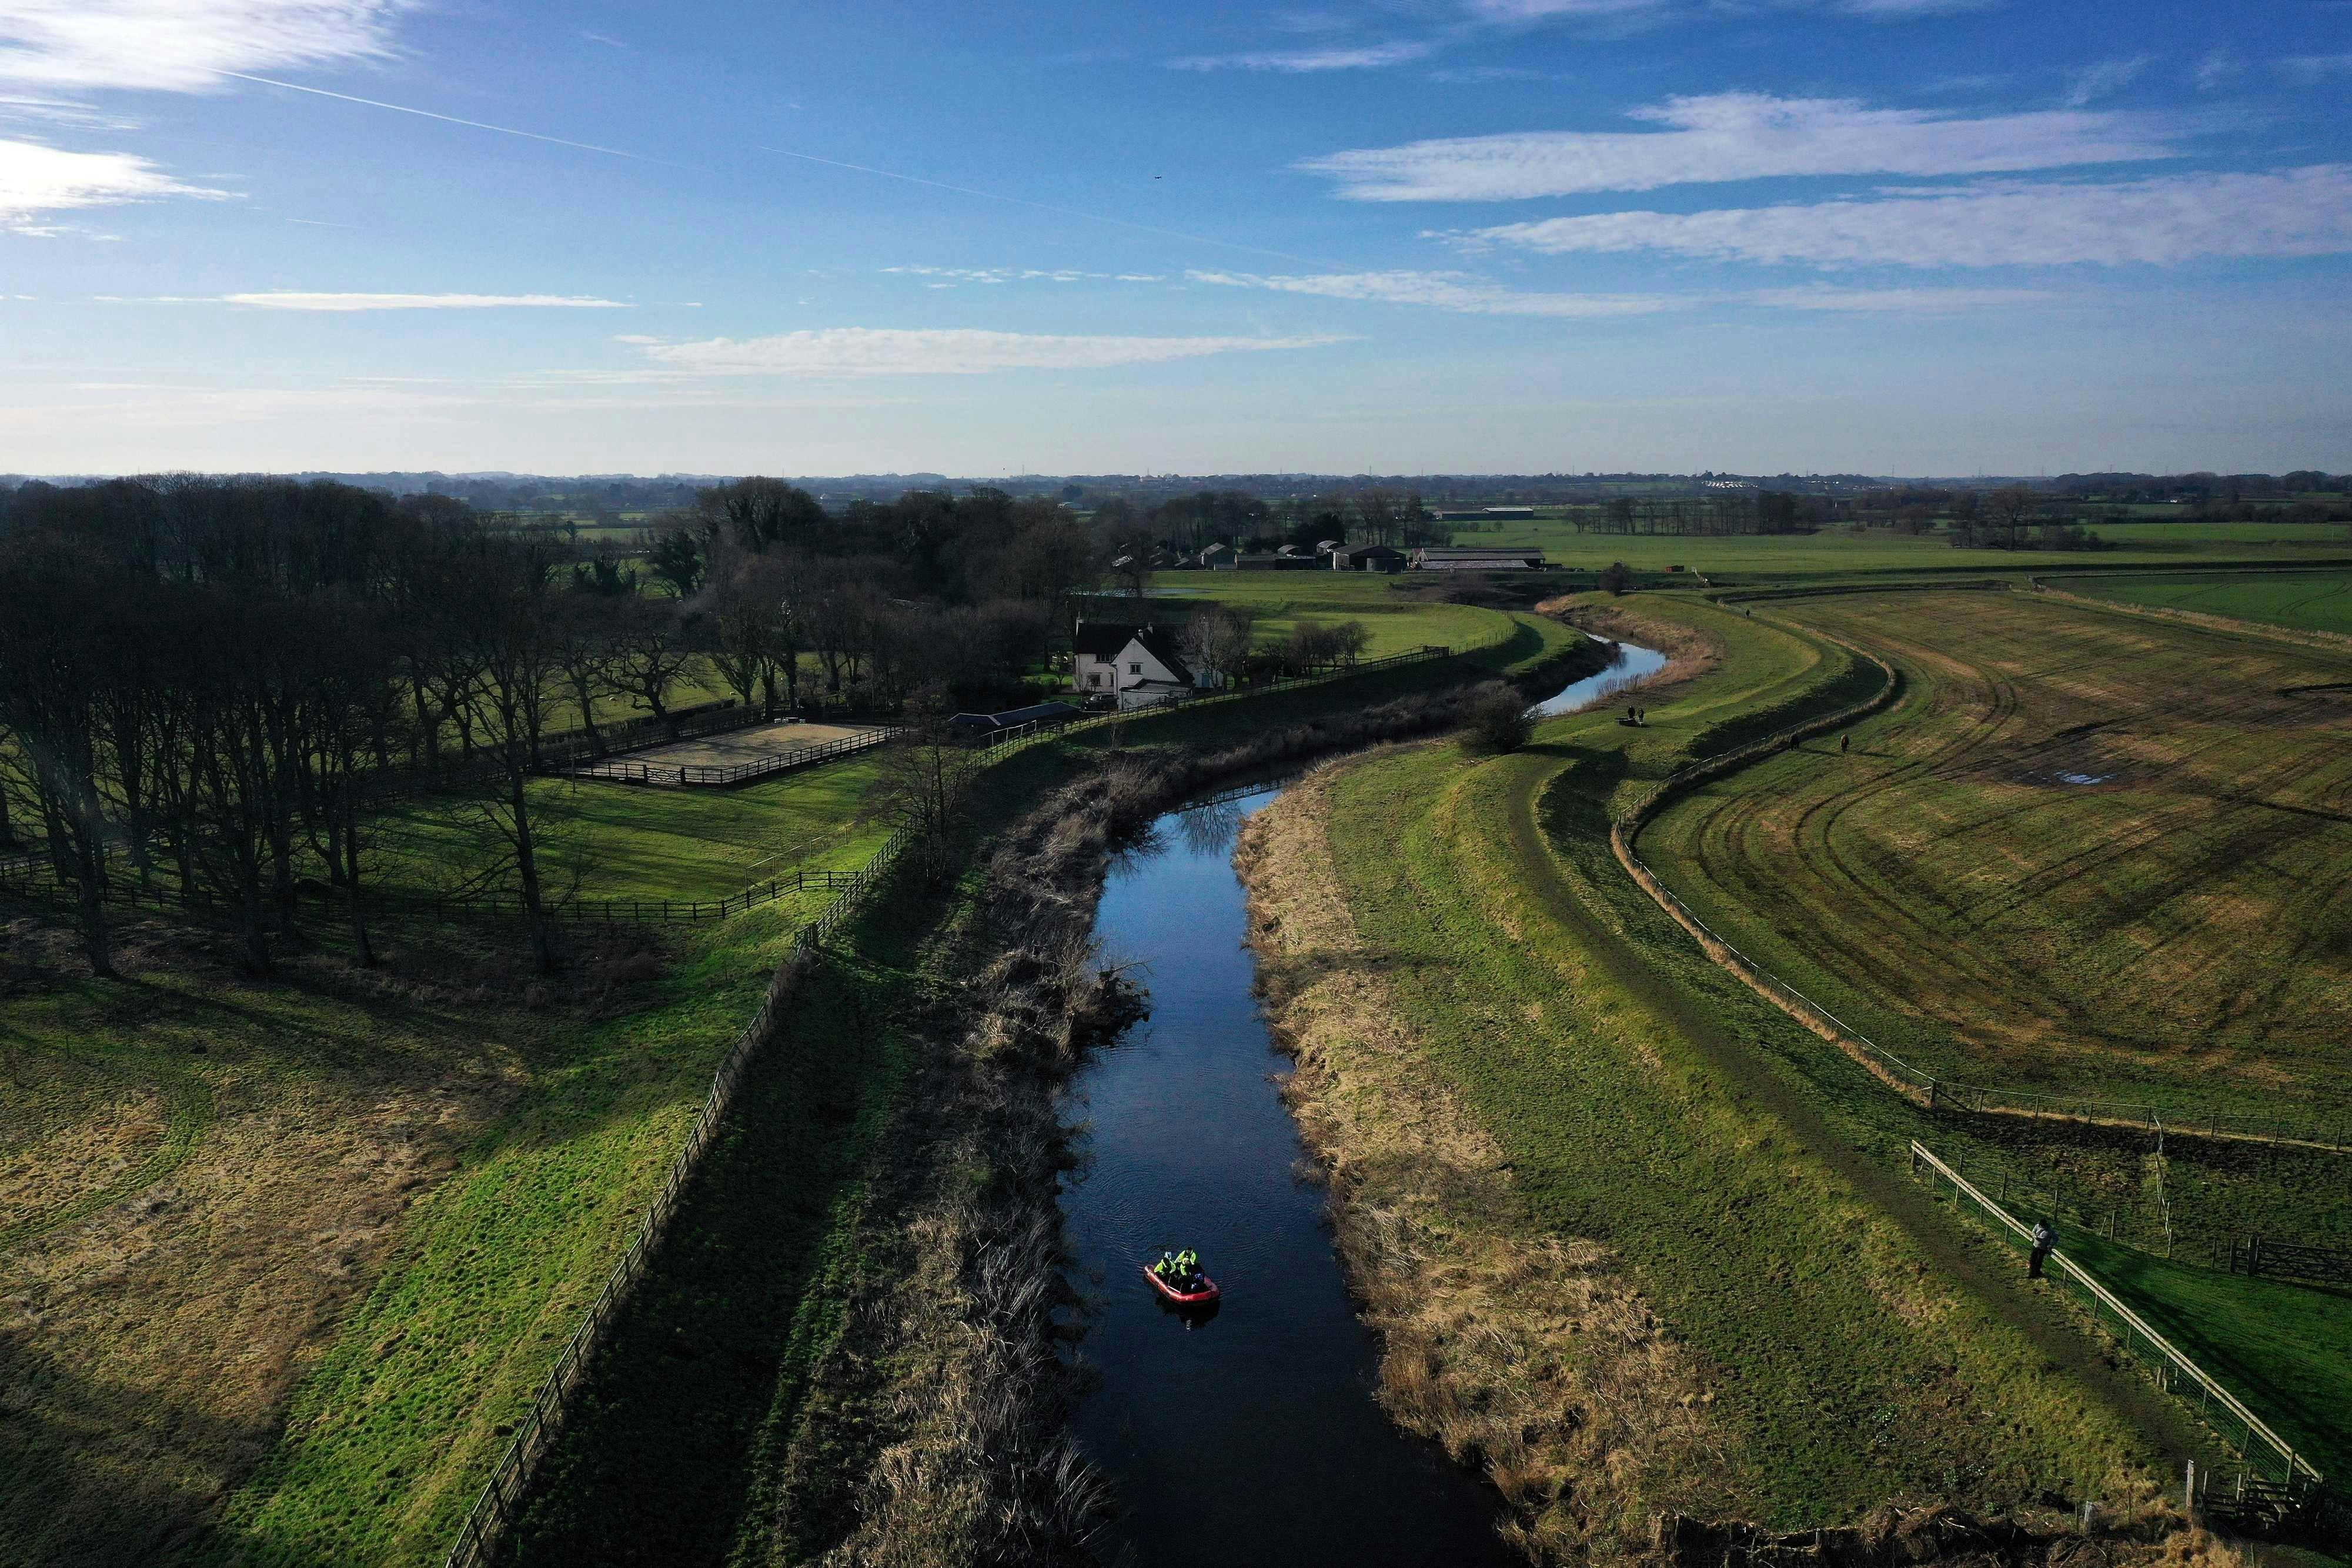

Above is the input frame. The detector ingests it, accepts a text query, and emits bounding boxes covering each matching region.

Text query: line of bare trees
[0,479,662,977]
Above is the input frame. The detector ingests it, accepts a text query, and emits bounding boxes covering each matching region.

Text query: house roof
[1075,620,1146,657]
[1334,543,1406,559]
[1130,623,1194,684]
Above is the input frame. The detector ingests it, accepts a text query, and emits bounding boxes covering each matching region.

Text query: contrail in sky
[223,72,1336,267]
[220,73,671,164]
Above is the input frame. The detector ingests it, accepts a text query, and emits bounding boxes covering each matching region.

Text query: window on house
[1128,661,1141,674]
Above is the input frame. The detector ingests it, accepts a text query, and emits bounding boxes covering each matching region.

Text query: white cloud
[0,137,230,230]
[611,333,662,345]
[1452,166,2352,267]
[642,327,1347,376]
[0,92,136,128]
[2063,56,2149,108]
[219,291,632,309]
[0,0,408,93]
[1171,39,1435,71]
[1188,268,1681,316]
[1299,92,2176,200]
[1742,285,2053,311]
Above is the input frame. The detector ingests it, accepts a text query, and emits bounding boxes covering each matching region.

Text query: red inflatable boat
[1142,1264,1220,1306]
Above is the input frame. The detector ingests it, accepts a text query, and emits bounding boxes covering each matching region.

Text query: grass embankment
[1,755,894,1567]
[2059,570,2352,640]
[1643,590,2352,1125]
[1251,592,2209,1556]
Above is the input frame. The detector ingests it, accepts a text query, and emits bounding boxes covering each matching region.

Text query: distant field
[1449,520,2352,584]
[1645,589,2352,1121]
[1140,570,1515,657]
[2060,569,2352,639]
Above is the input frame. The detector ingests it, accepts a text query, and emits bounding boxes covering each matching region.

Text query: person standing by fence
[2029,1219,2058,1278]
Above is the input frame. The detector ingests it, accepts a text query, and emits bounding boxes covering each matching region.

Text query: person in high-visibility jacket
[1175,1248,1200,1286]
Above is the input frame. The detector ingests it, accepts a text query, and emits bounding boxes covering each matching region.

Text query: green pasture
[369,755,896,910]
[2054,1233,2352,1480]
[1446,519,2352,585]
[2059,569,2352,639]
[1140,570,1518,658]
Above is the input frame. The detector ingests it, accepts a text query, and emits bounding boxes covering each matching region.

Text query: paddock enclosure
[570,721,890,786]
[1645,588,2352,1121]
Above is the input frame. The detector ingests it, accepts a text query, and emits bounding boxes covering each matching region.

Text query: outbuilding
[947,700,1080,740]
[1329,544,1407,573]
[1410,546,1548,571]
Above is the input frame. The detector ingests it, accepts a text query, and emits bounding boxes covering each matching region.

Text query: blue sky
[4,0,2350,476]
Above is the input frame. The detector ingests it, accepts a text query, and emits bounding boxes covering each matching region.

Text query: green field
[1290,594,2180,1540]
[1138,570,1520,657]
[2060,569,2352,639]
[1644,590,2352,1124]
[1441,519,2352,586]
[370,761,890,909]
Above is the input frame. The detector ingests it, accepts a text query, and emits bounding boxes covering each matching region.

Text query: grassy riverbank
[1248,592,2208,1556]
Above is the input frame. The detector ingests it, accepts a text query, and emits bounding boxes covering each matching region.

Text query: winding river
[1061,641,1665,1564]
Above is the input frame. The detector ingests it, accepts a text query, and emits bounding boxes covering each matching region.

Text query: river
[1061,641,1665,1564]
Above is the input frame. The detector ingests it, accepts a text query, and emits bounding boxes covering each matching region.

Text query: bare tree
[457,531,569,971]
[0,539,122,975]
[1180,604,1257,688]
[866,708,979,885]
[1987,485,2036,549]
[609,597,699,732]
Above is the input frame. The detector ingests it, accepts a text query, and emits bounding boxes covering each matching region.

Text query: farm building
[1235,553,1320,571]
[948,701,1080,740]
[1411,546,1548,571]
[1330,544,1407,572]
[1072,621,1201,708]
[1197,543,1237,569]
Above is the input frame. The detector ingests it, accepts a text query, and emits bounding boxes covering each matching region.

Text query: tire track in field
[1665,590,2352,1106]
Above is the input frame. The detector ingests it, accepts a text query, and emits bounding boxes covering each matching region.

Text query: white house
[1072,621,1200,709]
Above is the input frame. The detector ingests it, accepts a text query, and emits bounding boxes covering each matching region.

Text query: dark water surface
[1064,785,1519,1568]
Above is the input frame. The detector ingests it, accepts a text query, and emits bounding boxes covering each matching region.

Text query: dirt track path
[1496,747,2205,1477]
